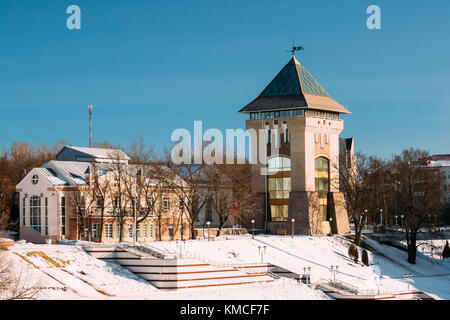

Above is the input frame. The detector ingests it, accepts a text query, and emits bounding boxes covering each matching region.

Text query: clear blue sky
[0,0,449,158]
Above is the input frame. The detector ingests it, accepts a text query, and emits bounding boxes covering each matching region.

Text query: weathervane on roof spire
[287,39,304,57]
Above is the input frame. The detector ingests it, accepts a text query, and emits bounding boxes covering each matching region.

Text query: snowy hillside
[3,241,327,300]
[2,234,449,300]
[149,234,450,299]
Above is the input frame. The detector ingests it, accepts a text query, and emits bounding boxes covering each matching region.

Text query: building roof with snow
[55,145,131,163]
[423,154,450,168]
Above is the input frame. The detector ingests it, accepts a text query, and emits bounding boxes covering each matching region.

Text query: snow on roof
[34,168,67,186]
[423,155,450,168]
[426,160,450,168]
[64,146,131,160]
[44,161,90,186]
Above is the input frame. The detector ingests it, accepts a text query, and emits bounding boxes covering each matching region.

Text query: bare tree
[67,187,95,240]
[217,163,258,232]
[0,152,15,232]
[331,152,373,246]
[90,163,113,242]
[389,148,444,264]
[108,149,132,242]
[163,163,207,240]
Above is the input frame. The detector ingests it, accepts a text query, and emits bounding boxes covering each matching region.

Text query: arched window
[315,157,330,221]
[29,196,41,233]
[268,156,291,222]
[268,156,291,173]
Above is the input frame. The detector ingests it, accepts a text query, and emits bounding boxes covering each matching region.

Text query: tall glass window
[45,197,48,235]
[315,157,330,221]
[143,223,148,238]
[104,223,113,238]
[29,196,41,233]
[22,197,26,226]
[61,196,66,236]
[150,223,154,238]
[267,156,291,222]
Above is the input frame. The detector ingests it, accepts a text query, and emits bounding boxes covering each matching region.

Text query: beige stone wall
[328,192,351,234]
[245,114,350,236]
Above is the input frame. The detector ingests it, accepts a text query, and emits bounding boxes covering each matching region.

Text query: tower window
[315,157,330,221]
[285,129,290,143]
[267,156,291,222]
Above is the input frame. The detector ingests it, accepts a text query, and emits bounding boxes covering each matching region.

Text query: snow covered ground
[149,234,450,299]
[3,241,327,300]
[2,234,449,300]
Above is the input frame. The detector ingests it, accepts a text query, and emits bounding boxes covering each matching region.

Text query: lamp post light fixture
[404,273,413,290]
[303,267,312,284]
[251,219,255,239]
[401,215,404,230]
[257,246,266,262]
[291,218,295,239]
[394,215,398,228]
[330,265,338,283]
[379,209,383,225]
[207,221,211,241]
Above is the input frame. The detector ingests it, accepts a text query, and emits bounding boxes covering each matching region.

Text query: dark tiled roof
[239,56,349,114]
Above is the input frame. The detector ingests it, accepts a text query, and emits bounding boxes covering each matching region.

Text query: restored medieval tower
[239,53,351,235]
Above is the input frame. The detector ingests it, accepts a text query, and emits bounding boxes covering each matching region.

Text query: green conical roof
[240,56,349,114]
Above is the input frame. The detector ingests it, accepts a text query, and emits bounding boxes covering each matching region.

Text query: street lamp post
[364,209,368,229]
[330,265,338,283]
[394,215,398,228]
[401,215,404,230]
[291,218,295,239]
[303,267,312,284]
[307,267,311,284]
[329,217,333,235]
[207,221,211,241]
[251,219,255,239]
[379,209,383,225]
[133,196,137,247]
[404,273,413,290]
[257,246,265,263]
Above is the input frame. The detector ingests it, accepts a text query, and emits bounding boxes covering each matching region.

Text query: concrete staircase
[84,245,275,290]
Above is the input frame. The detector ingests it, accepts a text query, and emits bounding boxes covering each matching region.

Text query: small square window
[31,174,39,185]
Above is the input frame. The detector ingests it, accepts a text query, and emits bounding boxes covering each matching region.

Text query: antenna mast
[89,104,93,147]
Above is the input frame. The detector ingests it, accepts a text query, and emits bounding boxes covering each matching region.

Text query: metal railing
[120,242,177,259]
[316,279,359,295]
[265,270,281,279]
[179,250,237,268]
[315,278,411,297]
